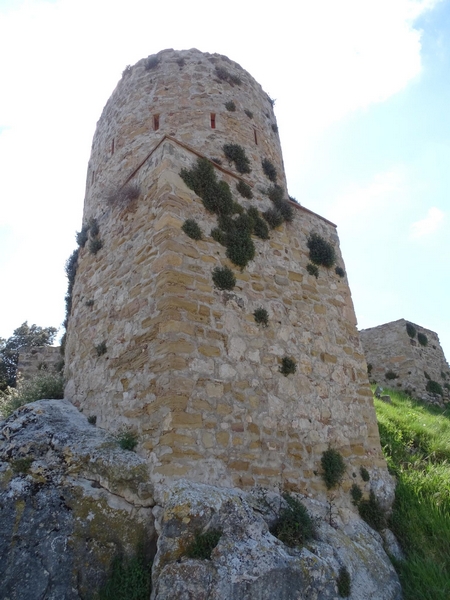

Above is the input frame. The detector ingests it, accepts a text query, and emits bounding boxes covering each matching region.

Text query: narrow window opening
[91,170,95,185]
[253,128,258,145]
[210,113,216,129]
[111,138,115,155]
[153,114,160,131]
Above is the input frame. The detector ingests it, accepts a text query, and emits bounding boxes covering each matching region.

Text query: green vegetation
[116,427,139,451]
[107,184,141,207]
[89,237,104,255]
[350,483,362,505]
[360,466,370,481]
[0,372,64,418]
[185,529,222,560]
[375,388,450,600]
[406,323,416,338]
[64,248,79,329]
[279,357,297,376]
[222,144,251,174]
[145,55,159,70]
[76,223,89,247]
[224,100,236,111]
[418,333,428,347]
[263,208,284,229]
[262,158,277,182]
[10,457,34,474]
[215,66,241,85]
[236,180,253,199]
[270,493,315,548]
[426,379,443,396]
[212,266,236,290]
[88,415,97,425]
[97,551,151,599]
[95,341,107,357]
[358,490,386,532]
[335,266,345,278]
[321,448,346,489]
[307,233,336,268]
[336,565,351,597]
[385,370,399,380]
[306,263,319,278]
[253,307,269,327]
[180,158,234,215]
[182,219,203,240]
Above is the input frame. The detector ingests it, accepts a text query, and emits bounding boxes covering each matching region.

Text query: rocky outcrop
[0,400,155,600]
[1,400,402,599]
[151,480,402,600]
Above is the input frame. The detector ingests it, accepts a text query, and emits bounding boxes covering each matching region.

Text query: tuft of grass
[97,551,151,600]
[10,457,34,474]
[181,219,203,240]
[212,266,236,290]
[426,380,443,396]
[185,529,222,560]
[116,427,138,451]
[253,307,269,327]
[279,357,296,376]
[336,565,351,597]
[95,341,107,357]
[321,448,346,490]
[360,466,370,481]
[374,387,450,600]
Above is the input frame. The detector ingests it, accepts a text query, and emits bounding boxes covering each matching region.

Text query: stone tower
[65,48,391,498]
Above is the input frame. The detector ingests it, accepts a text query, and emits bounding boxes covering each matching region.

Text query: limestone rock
[0,400,155,600]
[151,480,402,600]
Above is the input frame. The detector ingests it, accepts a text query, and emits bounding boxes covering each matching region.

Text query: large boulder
[0,400,155,600]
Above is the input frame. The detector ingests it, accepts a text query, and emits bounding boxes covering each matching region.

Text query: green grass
[374,388,450,600]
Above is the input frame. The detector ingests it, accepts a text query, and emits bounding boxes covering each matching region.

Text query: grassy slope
[375,389,450,600]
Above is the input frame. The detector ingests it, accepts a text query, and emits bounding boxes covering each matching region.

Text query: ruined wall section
[17,346,62,381]
[360,319,450,404]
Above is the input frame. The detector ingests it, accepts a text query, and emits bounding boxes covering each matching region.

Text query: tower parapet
[65,49,391,501]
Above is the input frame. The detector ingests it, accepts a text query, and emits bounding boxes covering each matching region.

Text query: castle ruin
[64,48,391,499]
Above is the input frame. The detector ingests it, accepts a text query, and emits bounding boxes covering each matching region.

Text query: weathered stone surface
[151,480,402,600]
[0,400,155,600]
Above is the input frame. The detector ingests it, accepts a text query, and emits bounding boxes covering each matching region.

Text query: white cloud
[409,207,445,238]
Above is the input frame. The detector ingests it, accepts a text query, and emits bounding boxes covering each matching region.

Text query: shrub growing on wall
[212,266,236,290]
[406,323,416,338]
[222,144,251,174]
[321,448,346,489]
[418,333,428,347]
[307,233,336,268]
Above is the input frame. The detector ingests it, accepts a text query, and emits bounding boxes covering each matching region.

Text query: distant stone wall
[360,319,450,405]
[65,49,392,504]
[17,346,62,381]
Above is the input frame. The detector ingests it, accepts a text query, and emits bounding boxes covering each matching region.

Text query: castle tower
[65,49,390,496]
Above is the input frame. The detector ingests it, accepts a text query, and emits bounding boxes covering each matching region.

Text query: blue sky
[0,0,449,358]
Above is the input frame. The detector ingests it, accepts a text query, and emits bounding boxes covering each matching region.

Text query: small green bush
[267,184,284,203]
[385,370,399,380]
[244,109,253,119]
[11,457,33,474]
[224,100,236,112]
[271,124,278,134]
[321,448,346,490]
[225,229,255,268]
[262,158,277,182]
[254,307,269,327]
[360,466,370,482]
[274,199,294,223]
[98,551,151,600]
[406,322,416,338]
[185,529,222,560]
[211,228,227,245]
[236,181,253,199]
[367,364,373,376]
[223,144,251,174]
[95,341,107,356]
[263,208,284,229]
[350,483,363,505]
[85,299,94,307]
[426,380,443,396]
[358,490,385,532]
[116,427,139,451]
[88,415,97,425]
[335,266,345,278]
[307,233,336,268]
[418,333,428,347]
[180,158,234,215]
[0,373,64,418]
[279,357,297,376]
[253,216,270,240]
[212,266,236,290]
[215,66,241,86]
[336,565,351,597]
[89,237,103,255]
[444,382,450,391]
[76,224,89,247]
[182,219,203,240]
[108,184,141,207]
[306,263,319,278]
[270,493,315,548]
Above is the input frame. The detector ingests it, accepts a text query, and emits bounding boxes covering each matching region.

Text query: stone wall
[17,345,62,381]
[360,319,450,405]
[65,48,391,503]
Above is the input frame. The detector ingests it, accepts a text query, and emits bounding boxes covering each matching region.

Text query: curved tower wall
[65,48,390,498]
